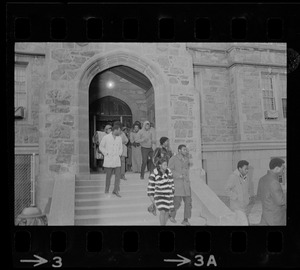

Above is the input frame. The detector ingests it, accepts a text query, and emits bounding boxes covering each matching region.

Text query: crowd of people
[93,120,287,226]
[94,120,193,226]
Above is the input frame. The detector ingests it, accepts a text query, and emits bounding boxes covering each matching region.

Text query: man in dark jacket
[257,158,286,225]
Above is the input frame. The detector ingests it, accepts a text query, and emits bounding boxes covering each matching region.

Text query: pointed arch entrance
[77,50,170,175]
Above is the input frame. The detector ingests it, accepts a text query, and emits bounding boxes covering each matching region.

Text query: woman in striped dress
[147,158,175,225]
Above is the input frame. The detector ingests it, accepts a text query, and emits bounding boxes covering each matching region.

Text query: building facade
[14,42,286,222]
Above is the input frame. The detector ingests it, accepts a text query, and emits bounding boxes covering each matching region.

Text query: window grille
[14,64,27,113]
[14,154,32,223]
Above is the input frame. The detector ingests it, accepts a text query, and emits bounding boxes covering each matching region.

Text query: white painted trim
[15,144,39,154]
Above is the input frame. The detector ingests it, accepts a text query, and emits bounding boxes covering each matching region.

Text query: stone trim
[187,45,286,54]
[193,62,286,70]
[15,144,39,154]
[202,140,286,152]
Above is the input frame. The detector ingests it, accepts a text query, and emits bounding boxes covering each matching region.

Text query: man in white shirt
[99,125,123,197]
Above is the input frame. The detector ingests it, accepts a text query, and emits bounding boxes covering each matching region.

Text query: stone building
[14,42,286,225]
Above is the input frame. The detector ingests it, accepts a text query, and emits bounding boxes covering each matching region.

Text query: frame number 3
[52,257,62,268]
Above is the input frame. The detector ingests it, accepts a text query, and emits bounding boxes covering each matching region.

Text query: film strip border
[12,227,296,268]
[6,3,300,42]
[7,2,300,269]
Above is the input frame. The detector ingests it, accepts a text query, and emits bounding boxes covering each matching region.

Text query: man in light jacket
[169,144,192,226]
[99,125,123,197]
[225,160,250,218]
[257,158,286,225]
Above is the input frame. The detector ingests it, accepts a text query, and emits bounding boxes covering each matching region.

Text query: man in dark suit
[257,158,286,225]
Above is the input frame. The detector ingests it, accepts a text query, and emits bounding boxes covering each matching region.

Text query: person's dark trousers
[140,147,154,178]
[170,196,192,219]
[120,156,126,178]
[105,167,121,193]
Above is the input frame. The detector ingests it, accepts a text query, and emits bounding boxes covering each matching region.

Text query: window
[261,73,276,111]
[15,64,27,111]
[282,98,287,118]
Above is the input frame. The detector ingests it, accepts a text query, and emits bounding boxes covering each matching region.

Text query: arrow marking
[164,254,191,266]
[20,254,48,267]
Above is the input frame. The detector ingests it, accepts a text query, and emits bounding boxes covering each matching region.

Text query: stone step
[75,179,148,187]
[75,201,193,216]
[76,172,149,181]
[75,183,148,193]
[75,197,148,207]
[74,209,204,226]
[75,190,148,200]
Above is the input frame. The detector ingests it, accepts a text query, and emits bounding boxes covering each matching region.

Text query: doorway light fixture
[106,81,115,89]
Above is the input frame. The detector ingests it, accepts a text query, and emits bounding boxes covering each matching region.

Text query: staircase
[75,172,207,226]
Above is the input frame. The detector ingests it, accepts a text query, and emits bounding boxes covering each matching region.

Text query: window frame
[14,61,32,124]
[260,71,286,122]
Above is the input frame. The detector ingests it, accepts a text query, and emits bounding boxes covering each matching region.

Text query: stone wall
[196,68,235,143]
[15,50,46,146]
[191,43,286,196]
[26,42,201,212]
[236,66,286,141]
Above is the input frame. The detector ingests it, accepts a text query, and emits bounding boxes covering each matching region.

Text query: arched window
[90,96,132,116]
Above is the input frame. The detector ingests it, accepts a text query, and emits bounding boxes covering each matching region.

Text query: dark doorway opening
[89,96,132,172]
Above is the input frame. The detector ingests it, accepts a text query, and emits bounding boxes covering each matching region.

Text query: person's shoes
[181,220,191,226]
[169,217,177,223]
[112,191,122,198]
[121,177,127,180]
[140,176,144,180]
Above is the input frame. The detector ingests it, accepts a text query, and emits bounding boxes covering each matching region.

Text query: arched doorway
[89,96,133,171]
[77,50,171,175]
[88,64,157,173]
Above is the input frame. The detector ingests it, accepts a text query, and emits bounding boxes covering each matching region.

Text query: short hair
[178,144,187,151]
[112,124,121,131]
[237,160,249,169]
[156,157,168,166]
[113,121,123,128]
[269,158,285,170]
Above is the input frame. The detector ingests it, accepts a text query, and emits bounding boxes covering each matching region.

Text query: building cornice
[15,51,46,57]
[193,62,286,70]
[187,45,286,54]
[202,140,286,152]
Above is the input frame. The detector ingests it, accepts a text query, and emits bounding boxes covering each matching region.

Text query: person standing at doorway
[147,158,174,225]
[169,145,192,226]
[153,137,173,167]
[104,124,112,134]
[99,125,123,198]
[124,127,132,172]
[114,121,129,181]
[225,160,250,222]
[92,130,106,172]
[135,120,155,180]
[257,158,286,225]
[130,123,142,173]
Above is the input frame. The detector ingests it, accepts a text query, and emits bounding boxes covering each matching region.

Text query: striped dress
[147,167,175,212]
